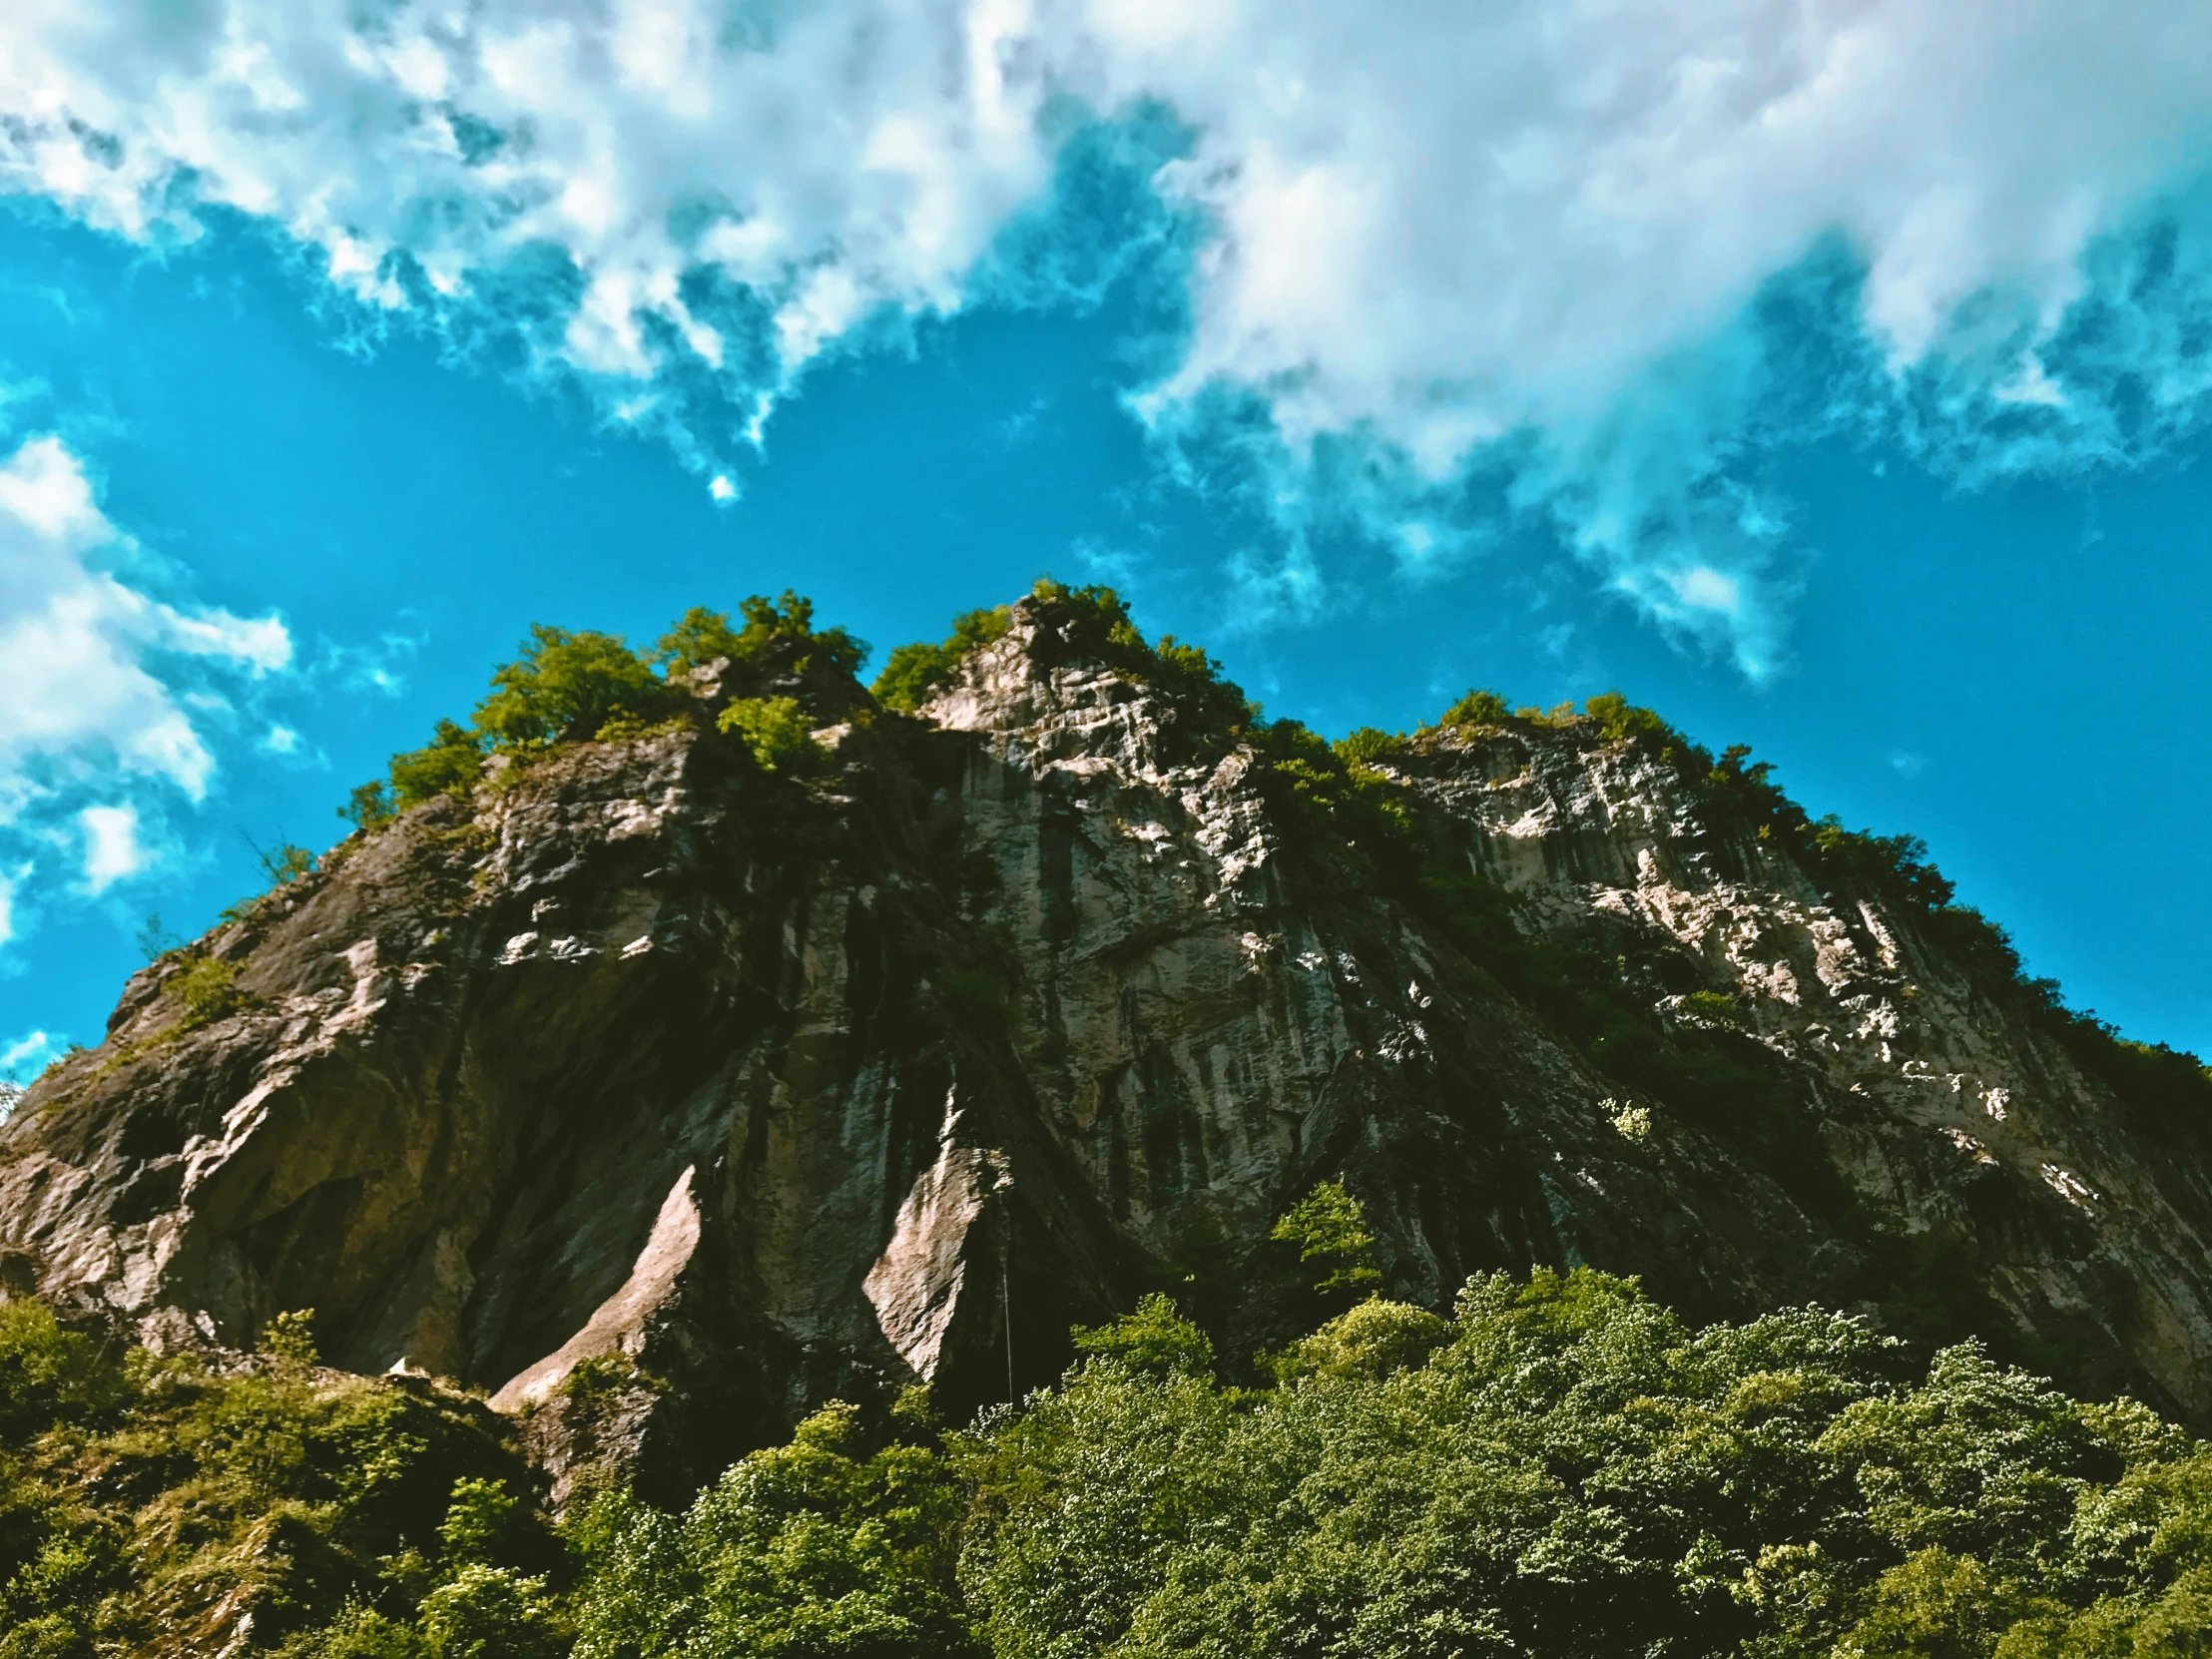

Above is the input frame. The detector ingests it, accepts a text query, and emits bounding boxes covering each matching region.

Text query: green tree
[570,1401,980,1659]
[418,1564,563,1659]
[1270,1179,1383,1293]
[718,696,820,773]
[340,781,395,831]
[389,720,486,810]
[1069,1295,1216,1381]
[872,606,1011,712]
[652,606,749,679]
[472,627,672,751]
[260,1308,320,1367]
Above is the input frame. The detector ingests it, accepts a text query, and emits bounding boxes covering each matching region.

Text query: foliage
[873,606,1011,712]
[1267,1295,1451,1382]
[1269,1180,1383,1294]
[657,594,868,683]
[342,593,874,827]
[135,912,185,962]
[716,697,820,774]
[9,1259,2212,1659]
[1255,720,1420,889]
[341,781,396,832]
[567,1401,981,1659]
[650,606,748,679]
[473,628,675,752]
[1681,989,1747,1027]
[215,838,324,928]
[258,840,318,885]
[171,952,252,1028]
[389,722,487,812]
[418,1564,565,1659]
[1028,579,1257,747]
[262,1310,322,1367]
[0,1298,553,1656]
[1333,726,1404,766]
[0,1302,126,1441]
[955,1268,2212,1659]
[1068,1295,1216,1381]
[1440,688,1512,729]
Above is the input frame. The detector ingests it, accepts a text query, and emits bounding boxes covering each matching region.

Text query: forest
[3,1191,2209,1658]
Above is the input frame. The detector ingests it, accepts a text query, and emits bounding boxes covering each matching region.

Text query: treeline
[4,1190,2210,1657]
[338,592,870,831]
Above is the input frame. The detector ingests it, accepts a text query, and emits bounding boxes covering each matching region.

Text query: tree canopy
[8,1185,2211,1658]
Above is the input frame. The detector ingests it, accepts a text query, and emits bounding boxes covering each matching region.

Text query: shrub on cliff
[1029,579,1257,742]
[340,594,871,827]
[473,628,675,751]
[716,697,819,774]
[658,593,867,683]
[872,606,1010,712]
[390,721,489,812]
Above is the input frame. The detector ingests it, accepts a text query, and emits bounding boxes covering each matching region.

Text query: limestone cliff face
[5,591,2210,1493]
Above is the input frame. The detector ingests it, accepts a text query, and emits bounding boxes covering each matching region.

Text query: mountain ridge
[4,580,2209,1504]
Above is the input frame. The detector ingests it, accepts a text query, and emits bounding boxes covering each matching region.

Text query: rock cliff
[5,587,2209,1495]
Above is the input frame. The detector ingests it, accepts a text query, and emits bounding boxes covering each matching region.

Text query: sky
[3,0,2212,1078]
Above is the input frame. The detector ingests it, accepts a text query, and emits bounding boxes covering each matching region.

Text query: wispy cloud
[0,1026,63,1083]
[0,432,288,950]
[3,2,2210,670]
[0,435,289,800]
[77,802,146,892]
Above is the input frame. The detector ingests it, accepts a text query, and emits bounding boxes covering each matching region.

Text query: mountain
[5,582,2209,1500]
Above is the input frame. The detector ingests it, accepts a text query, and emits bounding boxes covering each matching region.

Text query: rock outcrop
[6,588,2210,1496]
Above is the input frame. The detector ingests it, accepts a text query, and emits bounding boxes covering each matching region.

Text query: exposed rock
[6,588,2210,1500]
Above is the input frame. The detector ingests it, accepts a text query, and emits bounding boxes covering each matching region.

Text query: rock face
[6,590,2211,1495]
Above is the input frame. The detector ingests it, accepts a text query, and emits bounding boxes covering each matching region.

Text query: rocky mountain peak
[6,585,2211,1502]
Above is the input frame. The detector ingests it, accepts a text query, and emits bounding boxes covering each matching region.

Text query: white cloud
[4,2,2211,665]
[0,436,291,802]
[1,1027,62,1082]
[0,435,288,954]
[78,802,146,892]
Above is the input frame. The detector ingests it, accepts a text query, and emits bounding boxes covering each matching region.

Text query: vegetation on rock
[340,594,869,830]
[871,604,1010,712]
[0,1297,558,1658]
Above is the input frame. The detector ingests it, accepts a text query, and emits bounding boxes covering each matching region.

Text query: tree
[717,697,820,773]
[471,627,672,750]
[1069,1295,1216,1381]
[389,720,486,809]
[872,606,1011,712]
[1270,1179,1383,1293]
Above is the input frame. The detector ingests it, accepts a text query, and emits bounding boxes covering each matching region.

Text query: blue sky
[3,2,2212,1075]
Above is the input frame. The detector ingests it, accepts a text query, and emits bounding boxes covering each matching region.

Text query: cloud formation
[0,436,289,801]
[4,1,2210,665]
[0,435,289,936]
